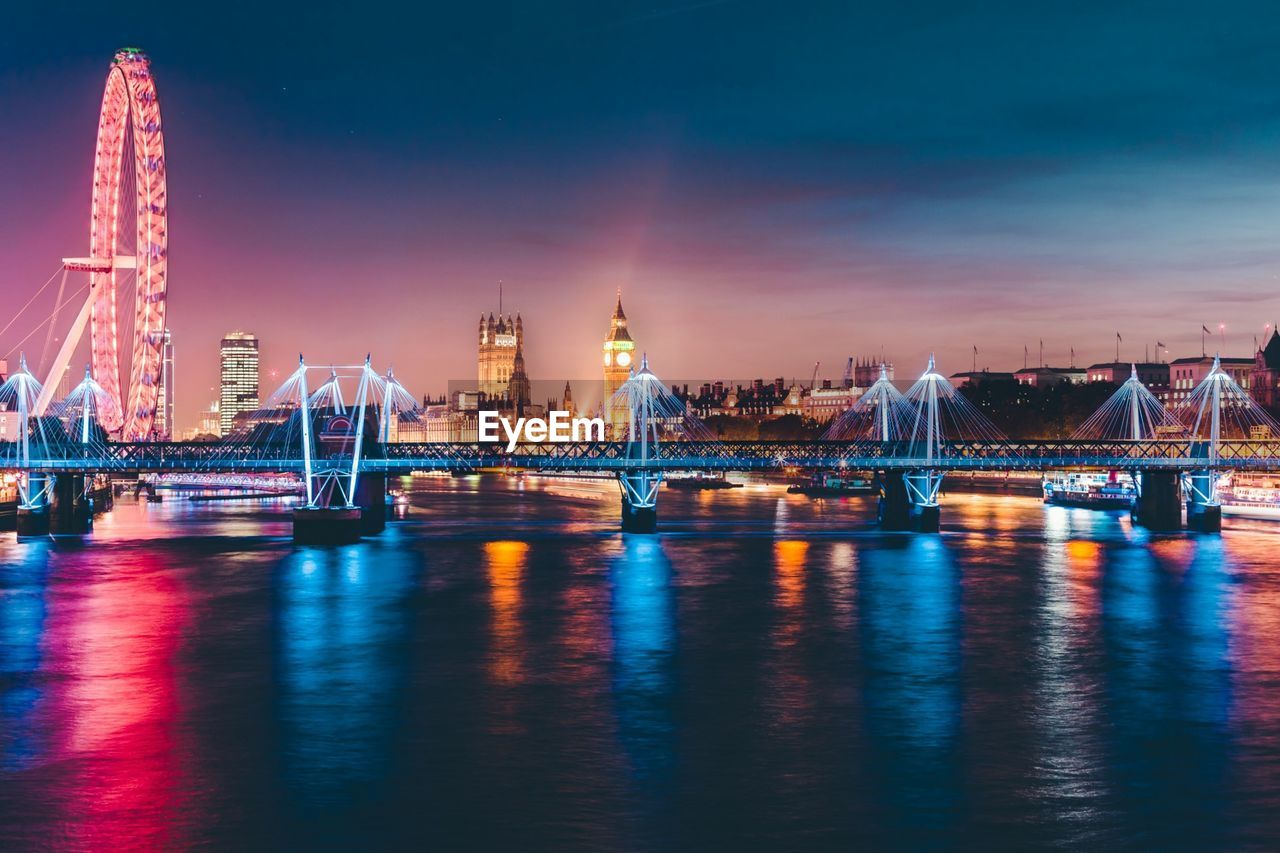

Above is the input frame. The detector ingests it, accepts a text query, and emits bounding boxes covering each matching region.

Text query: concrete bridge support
[878,470,942,532]
[355,472,387,535]
[16,474,51,538]
[1134,470,1182,531]
[49,474,92,536]
[619,470,659,533]
[1184,470,1222,533]
[293,506,364,545]
[877,471,912,531]
[292,472,386,545]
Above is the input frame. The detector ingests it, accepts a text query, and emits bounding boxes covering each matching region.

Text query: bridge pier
[877,471,911,530]
[1133,470,1182,531]
[49,474,92,536]
[291,471,388,544]
[355,472,387,534]
[16,474,51,538]
[293,506,364,545]
[1184,470,1222,533]
[878,470,942,532]
[619,470,659,533]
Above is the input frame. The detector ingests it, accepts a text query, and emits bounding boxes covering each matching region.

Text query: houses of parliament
[476,292,637,422]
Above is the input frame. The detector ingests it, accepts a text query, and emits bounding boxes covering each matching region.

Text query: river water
[1,475,1279,850]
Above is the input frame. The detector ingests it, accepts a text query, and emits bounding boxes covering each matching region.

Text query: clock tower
[602,291,636,434]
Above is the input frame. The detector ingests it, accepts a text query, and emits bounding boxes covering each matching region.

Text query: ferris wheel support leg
[34,280,94,417]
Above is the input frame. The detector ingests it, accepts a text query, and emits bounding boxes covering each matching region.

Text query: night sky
[3,1,1280,429]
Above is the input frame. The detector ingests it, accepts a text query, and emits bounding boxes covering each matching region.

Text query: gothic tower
[602,291,636,434]
[507,339,531,415]
[561,380,575,418]
[478,309,521,400]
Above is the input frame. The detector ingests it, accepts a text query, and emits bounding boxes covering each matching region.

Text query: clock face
[616,351,632,368]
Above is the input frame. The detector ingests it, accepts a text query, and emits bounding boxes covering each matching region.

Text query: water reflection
[858,536,962,840]
[484,540,528,689]
[609,536,676,788]
[1101,536,1235,846]
[1031,521,1108,842]
[52,552,190,849]
[0,544,49,772]
[276,544,414,805]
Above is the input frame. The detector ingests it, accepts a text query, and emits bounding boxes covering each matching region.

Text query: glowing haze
[3,2,1280,431]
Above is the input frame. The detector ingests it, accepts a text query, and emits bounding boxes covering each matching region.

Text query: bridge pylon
[873,356,1004,532]
[610,355,697,533]
[289,356,382,544]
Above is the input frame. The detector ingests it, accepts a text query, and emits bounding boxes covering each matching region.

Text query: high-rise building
[602,291,636,434]
[219,332,259,435]
[154,329,174,439]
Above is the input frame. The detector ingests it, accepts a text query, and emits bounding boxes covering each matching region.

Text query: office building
[219,332,259,435]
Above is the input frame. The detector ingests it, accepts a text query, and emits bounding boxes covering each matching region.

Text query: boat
[1217,472,1280,519]
[1042,471,1135,510]
[787,472,875,497]
[666,473,742,490]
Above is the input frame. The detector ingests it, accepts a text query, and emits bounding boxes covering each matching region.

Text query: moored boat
[1043,471,1135,510]
[788,472,875,497]
[1218,472,1280,519]
[667,473,742,490]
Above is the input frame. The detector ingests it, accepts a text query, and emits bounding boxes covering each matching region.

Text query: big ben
[602,291,636,434]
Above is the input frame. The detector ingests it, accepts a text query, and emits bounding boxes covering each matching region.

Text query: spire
[604,290,633,343]
[507,338,530,410]
[1263,325,1280,370]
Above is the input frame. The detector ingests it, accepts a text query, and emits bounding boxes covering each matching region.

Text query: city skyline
[4,3,1280,431]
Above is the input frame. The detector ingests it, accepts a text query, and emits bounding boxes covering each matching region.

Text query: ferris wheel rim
[87,48,168,440]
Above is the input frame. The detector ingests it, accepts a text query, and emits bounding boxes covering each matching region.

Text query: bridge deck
[5,439,1280,474]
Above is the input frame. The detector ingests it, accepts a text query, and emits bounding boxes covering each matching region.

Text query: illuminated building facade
[155,329,174,439]
[1250,329,1280,408]
[478,312,522,399]
[219,332,259,435]
[602,292,636,433]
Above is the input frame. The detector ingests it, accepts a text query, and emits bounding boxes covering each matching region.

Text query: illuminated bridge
[8,438,1280,474]
[4,349,1278,541]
